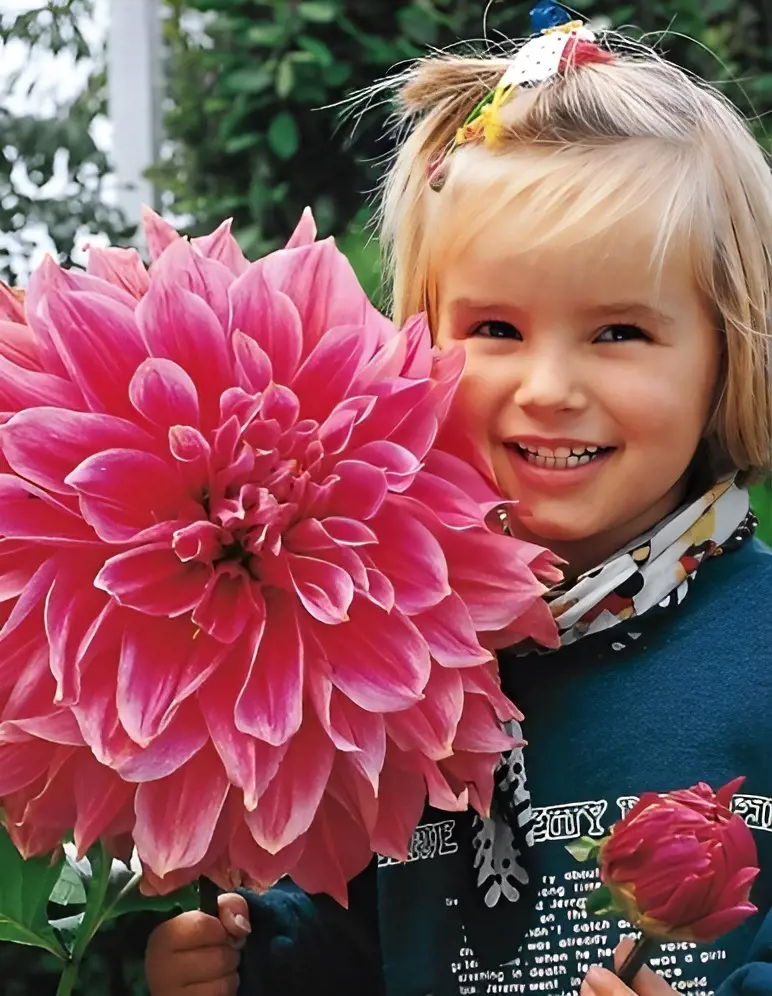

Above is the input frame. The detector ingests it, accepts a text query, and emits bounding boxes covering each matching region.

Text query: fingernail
[227,935,247,950]
[234,913,251,934]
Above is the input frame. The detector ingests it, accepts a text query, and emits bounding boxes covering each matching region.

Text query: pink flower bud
[600,779,759,942]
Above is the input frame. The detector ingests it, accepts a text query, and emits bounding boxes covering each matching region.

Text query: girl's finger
[217,892,252,946]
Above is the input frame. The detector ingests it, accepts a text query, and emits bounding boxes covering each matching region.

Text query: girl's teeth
[517,445,607,470]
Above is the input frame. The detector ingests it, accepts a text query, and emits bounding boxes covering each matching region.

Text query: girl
[145,7,772,996]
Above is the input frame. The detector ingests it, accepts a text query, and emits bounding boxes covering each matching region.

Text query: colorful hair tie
[428,2,614,192]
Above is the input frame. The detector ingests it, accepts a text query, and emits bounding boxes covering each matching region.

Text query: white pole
[107,0,162,240]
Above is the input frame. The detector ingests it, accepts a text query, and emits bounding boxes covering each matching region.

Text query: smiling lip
[505,441,615,490]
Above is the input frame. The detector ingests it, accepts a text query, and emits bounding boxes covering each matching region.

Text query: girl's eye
[595,324,650,343]
[472,321,523,340]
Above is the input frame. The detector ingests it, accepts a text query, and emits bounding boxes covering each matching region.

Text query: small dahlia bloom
[601,779,759,942]
[0,211,559,901]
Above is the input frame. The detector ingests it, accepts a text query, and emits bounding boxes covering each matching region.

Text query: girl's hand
[145,892,251,996]
[581,941,679,996]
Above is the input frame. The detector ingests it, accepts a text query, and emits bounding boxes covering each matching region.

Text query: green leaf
[275,57,295,99]
[585,884,618,917]
[297,35,335,68]
[50,857,89,906]
[246,23,284,46]
[566,836,604,863]
[298,2,337,23]
[101,864,197,922]
[267,111,300,161]
[224,66,273,95]
[224,132,261,154]
[0,826,68,959]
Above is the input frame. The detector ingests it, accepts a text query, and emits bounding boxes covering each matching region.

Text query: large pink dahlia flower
[0,211,560,902]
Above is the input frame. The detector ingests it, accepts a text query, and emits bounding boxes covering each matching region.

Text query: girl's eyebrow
[588,302,675,326]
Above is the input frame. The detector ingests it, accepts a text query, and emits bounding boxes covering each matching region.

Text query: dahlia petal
[318,396,376,456]
[400,313,434,379]
[152,239,234,332]
[3,706,83,746]
[86,245,150,300]
[199,636,287,806]
[141,205,182,260]
[369,500,450,614]
[0,741,53,794]
[45,291,148,419]
[45,553,110,704]
[311,680,386,787]
[232,329,273,394]
[286,551,354,625]
[326,460,388,520]
[350,331,407,392]
[453,694,521,753]
[67,448,191,543]
[73,756,136,856]
[245,714,335,854]
[370,753,427,860]
[462,665,523,723]
[136,283,232,427]
[0,475,98,545]
[444,528,548,631]
[193,218,249,276]
[0,282,26,324]
[129,357,200,430]
[95,544,211,616]
[0,540,48,602]
[414,591,492,667]
[134,744,230,876]
[118,615,228,746]
[687,903,758,943]
[354,380,436,457]
[320,517,377,547]
[364,569,395,612]
[235,594,303,747]
[192,565,263,644]
[258,238,393,356]
[1,407,156,494]
[439,748,499,816]
[349,440,422,493]
[292,324,379,422]
[290,795,374,908]
[716,777,746,809]
[284,206,317,248]
[386,667,464,760]
[429,345,465,422]
[0,317,40,369]
[229,818,304,894]
[0,353,80,411]
[229,267,303,384]
[406,469,486,531]
[321,598,430,712]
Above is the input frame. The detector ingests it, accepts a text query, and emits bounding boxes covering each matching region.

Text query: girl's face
[435,212,721,575]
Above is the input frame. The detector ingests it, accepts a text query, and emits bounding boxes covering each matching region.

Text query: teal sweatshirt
[238,538,772,996]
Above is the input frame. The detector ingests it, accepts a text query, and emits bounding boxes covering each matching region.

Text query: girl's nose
[512,349,587,414]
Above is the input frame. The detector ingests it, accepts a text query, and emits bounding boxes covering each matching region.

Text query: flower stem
[618,935,660,986]
[55,843,113,996]
[199,876,220,917]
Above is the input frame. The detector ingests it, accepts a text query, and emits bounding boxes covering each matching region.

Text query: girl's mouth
[512,443,614,471]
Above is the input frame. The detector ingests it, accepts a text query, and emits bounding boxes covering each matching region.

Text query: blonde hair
[378,40,772,484]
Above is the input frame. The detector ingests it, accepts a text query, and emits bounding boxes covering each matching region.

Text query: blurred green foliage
[0,0,132,284]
